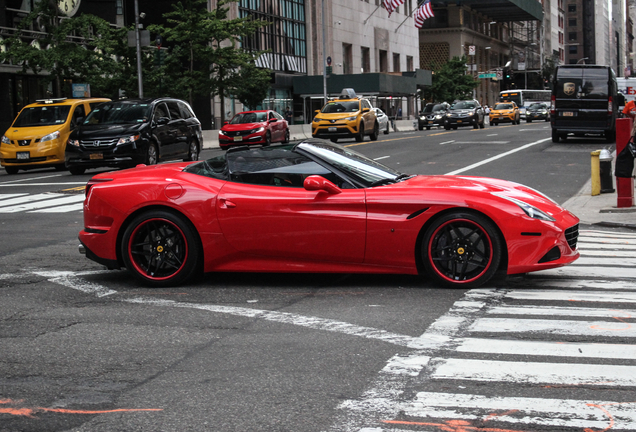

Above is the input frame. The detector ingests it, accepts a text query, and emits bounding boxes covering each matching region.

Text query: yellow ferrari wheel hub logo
[156,246,164,253]
[457,247,465,255]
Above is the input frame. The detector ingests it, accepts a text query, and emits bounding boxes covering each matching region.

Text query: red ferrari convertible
[79,139,580,288]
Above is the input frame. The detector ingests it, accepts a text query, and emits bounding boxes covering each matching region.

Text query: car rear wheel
[69,167,86,175]
[184,141,199,162]
[421,211,502,288]
[121,210,200,287]
[146,143,158,165]
[551,129,560,143]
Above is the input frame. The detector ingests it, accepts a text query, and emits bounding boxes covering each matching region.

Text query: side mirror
[269,118,277,123]
[315,109,320,114]
[224,121,229,126]
[303,175,341,194]
[362,107,370,113]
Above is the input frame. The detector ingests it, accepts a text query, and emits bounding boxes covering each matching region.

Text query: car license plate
[563,112,574,116]
[328,127,337,132]
[89,153,103,160]
[16,152,29,160]
[428,121,434,124]
[457,120,462,123]
[499,117,504,120]
[233,136,243,142]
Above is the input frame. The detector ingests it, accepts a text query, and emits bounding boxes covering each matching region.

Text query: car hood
[315,112,361,120]
[450,109,475,114]
[73,123,146,139]
[491,109,514,114]
[4,125,63,140]
[397,175,564,212]
[222,122,266,131]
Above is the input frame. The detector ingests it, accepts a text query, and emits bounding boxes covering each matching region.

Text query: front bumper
[312,121,360,138]
[446,116,477,127]
[1,138,66,167]
[65,141,145,169]
[490,113,515,123]
[219,131,267,146]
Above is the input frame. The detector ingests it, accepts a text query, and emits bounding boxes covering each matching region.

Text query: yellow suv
[489,101,520,126]
[312,89,379,143]
[1,97,110,174]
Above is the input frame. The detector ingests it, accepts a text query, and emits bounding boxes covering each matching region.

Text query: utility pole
[134,0,143,98]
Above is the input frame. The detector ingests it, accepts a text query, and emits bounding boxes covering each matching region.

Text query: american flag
[384,0,405,17]
[414,0,434,28]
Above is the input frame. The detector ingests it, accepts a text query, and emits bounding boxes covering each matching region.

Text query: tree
[0,1,128,98]
[148,0,272,118]
[423,56,478,103]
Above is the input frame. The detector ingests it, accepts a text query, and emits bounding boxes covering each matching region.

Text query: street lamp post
[134,0,143,98]
[577,57,589,64]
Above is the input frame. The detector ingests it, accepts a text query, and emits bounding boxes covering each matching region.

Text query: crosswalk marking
[329,229,636,432]
[0,193,84,213]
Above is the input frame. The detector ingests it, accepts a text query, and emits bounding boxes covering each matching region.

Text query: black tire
[384,124,390,135]
[121,210,200,287]
[355,122,364,142]
[473,120,479,129]
[545,117,550,122]
[453,126,458,130]
[370,122,379,141]
[479,120,485,129]
[605,130,616,143]
[54,164,67,171]
[264,131,271,146]
[282,129,290,143]
[145,142,158,165]
[4,166,19,175]
[330,138,338,143]
[418,124,424,131]
[551,129,560,143]
[527,119,532,123]
[184,140,199,162]
[426,126,430,130]
[491,122,497,126]
[220,144,229,150]
[69,167,86,175]
[444,125,450,130]
[421,211,502,288]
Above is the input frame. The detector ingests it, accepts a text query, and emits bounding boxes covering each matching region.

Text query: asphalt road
[1,123,634,432]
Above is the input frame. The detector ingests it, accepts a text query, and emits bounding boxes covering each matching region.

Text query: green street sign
[478,73,497,79]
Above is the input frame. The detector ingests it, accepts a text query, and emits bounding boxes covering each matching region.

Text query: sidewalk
[562,178,636,229]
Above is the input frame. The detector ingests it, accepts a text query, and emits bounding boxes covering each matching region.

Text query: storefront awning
[445,0,543,22]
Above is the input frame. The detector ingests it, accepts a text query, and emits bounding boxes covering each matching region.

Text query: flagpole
[363,4,382,25]
[394,3,421,32]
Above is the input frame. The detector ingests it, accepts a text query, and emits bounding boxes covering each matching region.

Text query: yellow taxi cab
[1,97,110,174]
[312,88,378,143]
[489,101,520,126]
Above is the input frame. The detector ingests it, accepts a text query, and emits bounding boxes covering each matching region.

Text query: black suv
[65,98,203,175]
[445,99,485,130]
[418,102,450,130]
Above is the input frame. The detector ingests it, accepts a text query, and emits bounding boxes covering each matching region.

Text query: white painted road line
[30,202,84,213]
[487,304,636,318]
[504,289,636,303]
[470,317,636,337]
[0,194,85,213]
[0,193,27,200]
[0,193,62,207]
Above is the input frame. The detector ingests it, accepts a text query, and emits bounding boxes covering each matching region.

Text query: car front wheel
[184,141,199,161]
[421,211,502,288]
[121,210,200,287]
[146,143,158,165]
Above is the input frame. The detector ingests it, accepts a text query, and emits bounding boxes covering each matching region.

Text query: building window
[569,32,577,41]
[343,43,352,74]
[393,53,400,72]
[406,55,413,72]
[569,45,577,54]
[568,4,576,12]
[379,50,388,72]
[568,18,577,27]
[361,47,370,73]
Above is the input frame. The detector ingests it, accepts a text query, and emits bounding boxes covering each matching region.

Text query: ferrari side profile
[79,138,580,288]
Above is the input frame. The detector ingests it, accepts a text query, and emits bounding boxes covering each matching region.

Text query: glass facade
[239,0,307,74]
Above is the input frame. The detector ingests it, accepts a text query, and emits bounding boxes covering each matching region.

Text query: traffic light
[326,66,333,75]
[154,49,166,67]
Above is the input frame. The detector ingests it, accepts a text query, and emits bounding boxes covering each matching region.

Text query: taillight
[608,95,613,113]
[550,95,556,115]
[85,178,113,195]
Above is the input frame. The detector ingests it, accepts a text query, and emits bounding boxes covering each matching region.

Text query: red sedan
[219,110,289,150]
[79,139,580,288]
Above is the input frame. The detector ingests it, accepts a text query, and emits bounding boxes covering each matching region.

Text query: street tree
[0,0,127,98]
[423,56,478,103]
[148,0,271,120]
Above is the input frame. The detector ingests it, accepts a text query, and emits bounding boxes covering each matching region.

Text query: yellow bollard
[591,150,601,196]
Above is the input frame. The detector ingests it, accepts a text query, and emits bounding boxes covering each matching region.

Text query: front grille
[565,223,579,250]
[80,138,119,148]
[227,130,257,137]
[18,140,31,146]
[5,157,47,163]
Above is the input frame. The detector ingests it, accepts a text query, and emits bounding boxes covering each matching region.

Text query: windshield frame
[12,105,72,128]
[82,102,151,126]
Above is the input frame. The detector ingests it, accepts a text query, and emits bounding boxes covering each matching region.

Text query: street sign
[469,45,475,56]
[478,73,497,79]
[496,70,503,80]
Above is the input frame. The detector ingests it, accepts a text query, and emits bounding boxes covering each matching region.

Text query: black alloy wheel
[421,212,502,288]
[121,210,200,287]
[146,143,158,165]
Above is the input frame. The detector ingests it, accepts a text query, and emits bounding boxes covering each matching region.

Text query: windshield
[230,112,267,124]
[432,104,446,111]
[422,104,435,113]
[321,101,360,114]
[84,102,150,125]
[528,103,547,110]
[556,68,609,99]
[298,141,403,187]
[13,105,71,127]
[494,103,513,110]
[451,101,476,110]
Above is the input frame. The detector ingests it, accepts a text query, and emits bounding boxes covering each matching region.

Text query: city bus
[499,89,551,119]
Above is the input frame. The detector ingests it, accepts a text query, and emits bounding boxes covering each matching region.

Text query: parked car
[65,98,202,175]
[219,110,289,150]
[418,102,450,130]
[79,138,580,288]
[312,88,378,142]
[445,100,485,129]
[489,101,521,125]
[1,97,110,174]
[525,102,550,122]
[373,107,390,135]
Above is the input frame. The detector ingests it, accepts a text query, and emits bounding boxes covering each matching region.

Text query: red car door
[216,182,367,263]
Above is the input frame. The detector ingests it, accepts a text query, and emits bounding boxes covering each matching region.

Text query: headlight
[420,116,426,120]
[41,131,60,142]
[446,113,452,117]
[435,115,443,119]
[313,116,322,122]
[117,135,140,145]
[1,135,10,145]
[249,127,265,134]
[345,116,357,121]
[494,194,555,221]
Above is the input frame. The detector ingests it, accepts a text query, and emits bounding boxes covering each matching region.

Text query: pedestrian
[285,106,292,124]
[623,99,636,136]
[616,98,636,178]
[397,106,402,120]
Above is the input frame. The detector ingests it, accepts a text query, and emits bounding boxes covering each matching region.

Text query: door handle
[219,198,236,208]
